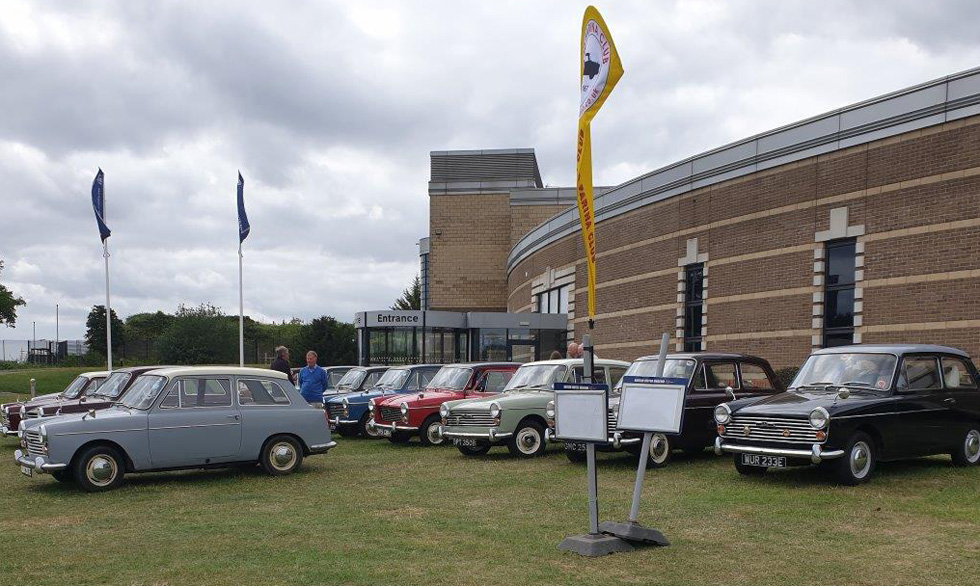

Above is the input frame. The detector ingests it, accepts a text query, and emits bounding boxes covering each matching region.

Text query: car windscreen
[503,364,567,391]
[61,376,89,399]
[426,366,473,391]
[791,353,897,391]
[377,368,411,390]
[335,369,366,390]
[118,376,168,410]
[327,370,349,389]
[623,359,697,382]
[93,372,133,399]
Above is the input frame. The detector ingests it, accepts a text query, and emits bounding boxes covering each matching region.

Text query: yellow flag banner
[577,5,623,322]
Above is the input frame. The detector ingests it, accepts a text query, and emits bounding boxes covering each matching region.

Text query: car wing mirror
[725,386,736,401]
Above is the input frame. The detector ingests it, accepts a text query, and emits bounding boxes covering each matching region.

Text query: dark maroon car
[1,370,109,436]
[19,365,166,425]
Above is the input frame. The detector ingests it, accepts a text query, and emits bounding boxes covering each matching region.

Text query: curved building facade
[427,67,980,368]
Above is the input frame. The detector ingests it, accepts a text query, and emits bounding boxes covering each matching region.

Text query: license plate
[566,442,587,452]
[453,438,477,447]
[377,427,392,437]
[741,454,786,468]
[20,465,32,477]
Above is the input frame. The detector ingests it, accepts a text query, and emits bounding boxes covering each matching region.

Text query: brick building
[423,67,980,368]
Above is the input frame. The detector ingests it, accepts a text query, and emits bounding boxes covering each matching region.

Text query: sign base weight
[557,533,635,557]
[598,521,669,546]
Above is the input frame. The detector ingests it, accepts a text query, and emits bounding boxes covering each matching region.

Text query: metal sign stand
[557,333,634,557]
[599,332,671,546]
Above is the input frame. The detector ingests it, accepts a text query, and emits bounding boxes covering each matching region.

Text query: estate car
[15,367,335,491]
[368,362,519,446]
[438,358,630,458]
[2,370,108,436]
[550,353,782,467]
[325,364,442,438]
[714,345,980,484]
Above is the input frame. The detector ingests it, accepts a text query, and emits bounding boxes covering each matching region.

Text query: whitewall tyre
[73,445,125,492]
[507,421,547,458]
[645,433,673,469]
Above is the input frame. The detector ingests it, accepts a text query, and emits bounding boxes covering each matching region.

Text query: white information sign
[554,382,609,443]
[617,376,688,434]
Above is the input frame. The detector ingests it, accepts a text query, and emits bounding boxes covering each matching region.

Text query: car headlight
[545,400,555,419]
[400,402,408,415]
[38,424,47,442]
[439,404,449,418]
[368,399,375,413]
[489,402,501,419]
[809,407,829,430]
[714,404,732,425]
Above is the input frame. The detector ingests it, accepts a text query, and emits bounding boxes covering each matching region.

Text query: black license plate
[453,438,477,447]
[741,454,786,468]
[566,442,587,452]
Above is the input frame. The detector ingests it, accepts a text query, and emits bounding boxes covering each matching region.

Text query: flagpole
[104,236,112,370]
[239,242,244,367]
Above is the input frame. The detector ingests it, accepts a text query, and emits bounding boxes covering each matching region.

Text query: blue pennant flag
[91,168,111,242]
[237,172,250,243]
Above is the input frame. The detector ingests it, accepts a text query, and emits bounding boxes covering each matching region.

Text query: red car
[368,362,519,446]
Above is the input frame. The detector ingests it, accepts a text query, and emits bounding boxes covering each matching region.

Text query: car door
[687,361,739,445]
[738,362,779,398]
[147,376,242,468]
[472,369,513,399]
[940,355,980,445]
[894,355,950,456]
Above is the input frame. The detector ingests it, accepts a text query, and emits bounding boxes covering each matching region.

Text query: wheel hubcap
[86,455,117,486]
[649,434,669,463]
[850,441,871,478]
[516,428,541,454]
[271,442,297,470]
[426,424,442,445]
[965,430,980,462]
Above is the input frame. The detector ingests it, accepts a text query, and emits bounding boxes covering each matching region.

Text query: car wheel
[507,421,547,458]
[951,426,980,467]
[457,443,492,456]
[564,446,587,463]
[261,435,304,476]
[733,454,766,476]
[834,432,876,485]
[387,431,412,444]
[51,469,73,484]
[360,414,380,438]
[73,445,125,492]
[645,433,673,469]
[418,416,444,447]
[337,425,359,438]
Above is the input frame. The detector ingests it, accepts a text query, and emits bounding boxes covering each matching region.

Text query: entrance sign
[554,382,608,443]
[617,377,688,434]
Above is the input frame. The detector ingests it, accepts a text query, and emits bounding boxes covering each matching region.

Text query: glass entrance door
[508,342,538,363]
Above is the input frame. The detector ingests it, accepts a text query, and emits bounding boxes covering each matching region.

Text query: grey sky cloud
[2,0,980,342]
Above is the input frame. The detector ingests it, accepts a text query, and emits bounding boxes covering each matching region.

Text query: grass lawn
[0,436,977,586]
[0,367,93,396]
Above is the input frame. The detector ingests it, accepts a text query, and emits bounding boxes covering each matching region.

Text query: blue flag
[91,168,111,242]
[237,172,250,243]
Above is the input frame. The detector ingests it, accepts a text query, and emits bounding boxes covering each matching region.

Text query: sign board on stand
[617,376,688,434]
[554,382,608,443]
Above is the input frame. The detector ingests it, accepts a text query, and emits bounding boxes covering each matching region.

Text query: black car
[714,344,980,484]
[549,353,783,468]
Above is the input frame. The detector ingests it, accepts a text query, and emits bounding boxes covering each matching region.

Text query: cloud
[2,0,980,340]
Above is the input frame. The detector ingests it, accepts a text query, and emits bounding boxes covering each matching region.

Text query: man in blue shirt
[297,350,328,404]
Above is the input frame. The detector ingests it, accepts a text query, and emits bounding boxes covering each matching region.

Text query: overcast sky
[2,0,980,342]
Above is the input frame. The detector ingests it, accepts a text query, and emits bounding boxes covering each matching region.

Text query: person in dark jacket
[270,346,295,386]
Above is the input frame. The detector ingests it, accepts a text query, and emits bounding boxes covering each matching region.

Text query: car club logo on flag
[576,6,623,324]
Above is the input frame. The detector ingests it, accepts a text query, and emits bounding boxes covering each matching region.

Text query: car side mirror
[725,386,736,401]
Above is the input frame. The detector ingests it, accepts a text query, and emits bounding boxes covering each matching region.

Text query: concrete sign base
[598,521,670,546]
[557,533,635,557]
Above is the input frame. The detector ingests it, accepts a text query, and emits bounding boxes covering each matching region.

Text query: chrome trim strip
[309,441,338,453]
[148,422,241,431]
[834,408,947,419]
[56,428,147,436]
[442,430,513,439]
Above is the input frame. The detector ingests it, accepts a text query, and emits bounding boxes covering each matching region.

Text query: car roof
[111,365,174,374]
[142,366,290,379]
[386,364,443,370]
[325,365,355,370]
[520,358,631,367]
[812,344,970,358]
[442,362,520,368]
[81,371,111,378]
[634,352,768,362]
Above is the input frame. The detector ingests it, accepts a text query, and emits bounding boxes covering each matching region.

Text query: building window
[823,239,856,347]
[536,284,571,314]
[683,263,704,352]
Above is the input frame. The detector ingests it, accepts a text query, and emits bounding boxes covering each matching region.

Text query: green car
[438,358,629,458]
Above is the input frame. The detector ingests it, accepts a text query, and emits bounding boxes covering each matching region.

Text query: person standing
[298,350,328,404]
[270,346,295,386]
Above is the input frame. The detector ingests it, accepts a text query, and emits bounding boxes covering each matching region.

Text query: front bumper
[14,449,67,474]
[1,425,16,437]
[438,426,513,442]
[714,437,844,464]
[545,428,642,448]
[328,417,359,427]
[367,419,419,432]
[308,441,338,454]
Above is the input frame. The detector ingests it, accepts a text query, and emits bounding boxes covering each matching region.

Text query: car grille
[24,410,40,419]
[24,429,46,457]
[378,406,402,423]
[326,404,346,419]
[445,411,495,427]
[607,410,618,433]
[723,415,824,444]
[1,409,9,427]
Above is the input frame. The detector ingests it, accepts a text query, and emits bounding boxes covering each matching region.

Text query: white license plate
[377,427,392,437]
[453,438,477,447]
[20,465,32,477]
[741,454,786,468]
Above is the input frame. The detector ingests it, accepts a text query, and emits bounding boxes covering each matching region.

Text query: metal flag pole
[628,332,669,522]
[55,304,59,363]
[238,242,244,367]
[104,240,112,371]
[582,332,598,535]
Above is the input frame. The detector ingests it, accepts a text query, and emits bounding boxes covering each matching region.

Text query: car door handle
[943,398,957,405]
[227,414,241,420]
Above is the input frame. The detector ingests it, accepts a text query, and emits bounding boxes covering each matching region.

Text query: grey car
[14,367,336,492]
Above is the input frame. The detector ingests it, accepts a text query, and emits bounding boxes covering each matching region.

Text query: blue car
[325,364,442,438]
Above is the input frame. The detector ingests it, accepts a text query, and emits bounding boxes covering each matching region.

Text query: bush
[774,366,799,389]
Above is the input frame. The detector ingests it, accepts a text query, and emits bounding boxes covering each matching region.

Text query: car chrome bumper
[715,437,844,464]
[308,441,338,454]
[367,420,419,432]
[329,417,359,426]
[1,425,15,437]
[14,449,67,473]
[546,429,642,448]
[438,426,512,441]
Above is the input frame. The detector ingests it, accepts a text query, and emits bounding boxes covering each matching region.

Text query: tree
[123,311,174,362]
[296,316,357,366]
[85,305,124,356]
[155,303,237,365]
[0,260,26,327]
[391,275,421,310]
